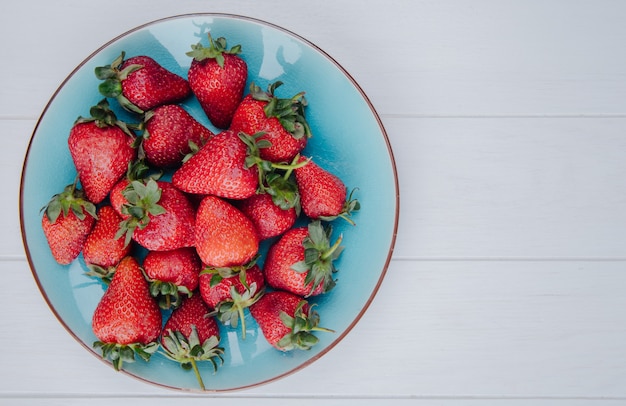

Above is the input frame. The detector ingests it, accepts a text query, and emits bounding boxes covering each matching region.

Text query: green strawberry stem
[85,264,116,285]
[216,282,264,340]
[93,341,158,371]
[186,33,242,68]
[200,255,259,287]
[321,233,343,261]
[189,358,205,391]
[277,301,334,351]
[41,175,97,223]
[238,132,308,209]
[95,51,144,114]
[115,178,166,247]
[319,187,361,226]
[291,221,344,296]
[161,327,224,390]
[148,279,191,310]
[272,154,310,174]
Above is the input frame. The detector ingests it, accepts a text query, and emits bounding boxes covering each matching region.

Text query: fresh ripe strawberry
[117,179,196,251]
[194,195,259,268]
[96,52,191,113]
[143,247,202,309]
[230,81,311,163]
[172,129,258,199]
[199,265,265,339]
[264,221,344,297]
[142,104,215,168]
[161,294,224,390]
[68,100,137,204]
[294,156,360,225]
[250,290,333,351]
[237,193,296,240]
[82,205,130,269]
[41,181,97,265]
[186,34,247,129]
[92,256,161,371]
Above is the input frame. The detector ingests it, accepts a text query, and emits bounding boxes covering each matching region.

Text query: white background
[3,1,626,405]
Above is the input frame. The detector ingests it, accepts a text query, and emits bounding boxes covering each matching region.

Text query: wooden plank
[2,0,626,117]
[3,397,626,406]
[387,117,626,259]
[4,259,626,398]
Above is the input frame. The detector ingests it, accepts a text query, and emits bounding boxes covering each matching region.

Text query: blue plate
[20,14,399,392]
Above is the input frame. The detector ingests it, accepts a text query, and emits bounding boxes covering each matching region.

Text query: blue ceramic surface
[20,14,398,391]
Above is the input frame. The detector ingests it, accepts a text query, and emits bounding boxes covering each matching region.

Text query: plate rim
[19,12,400,393]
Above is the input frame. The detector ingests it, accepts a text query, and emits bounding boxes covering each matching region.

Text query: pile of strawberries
[40,34,359,389]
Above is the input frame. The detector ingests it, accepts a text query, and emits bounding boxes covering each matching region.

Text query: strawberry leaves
[161,326,224,391]
[93,341,159,371]
[238,131,308,210]
[276,301,334,351]
[95,52,144,114]
[291,220,344,296]
[115,178,166,247]
[42,178,97,224]
[214,282,264,340]
[186,34,242,68]
[250,81,312,140]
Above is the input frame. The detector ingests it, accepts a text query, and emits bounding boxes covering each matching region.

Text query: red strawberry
[194,195,259,268]
[199,265,265,339]
[117,179,196,251]
[186,34,247,129]
[230,81,311,163]
[171,129,258,199]
[82,205,130,271]
[161,294,224,390]
[250,290,333,351]
[68,100,137,204]
[294,156,360,224]
[264,221,343,297]
[237,193,297,240]
[92,256,162,370]
[143,247,202,309]
[142,104,215,168]
[41,181,97,265]
[96,52,191,113]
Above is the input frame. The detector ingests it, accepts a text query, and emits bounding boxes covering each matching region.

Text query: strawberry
[171,129,258,199]
[96,52,191,114]
[236,193,297,240]
[161,294,224,390]
[142,104,215,168]
[186,34,247,129]
[199,265,265,339]
[116,179,196,251]
[82,205,130,272]
[92,256,161,371]
[249,290,333,351]
[41,181,97,265]
[294,156,360,225]
[143,247,202,309]
[264,221,344,297]
[230,81,311,163]
[194,195,259,268]
[68,99,137,204]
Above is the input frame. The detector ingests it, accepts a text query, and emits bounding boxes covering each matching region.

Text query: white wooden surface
[3,1,626,404]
